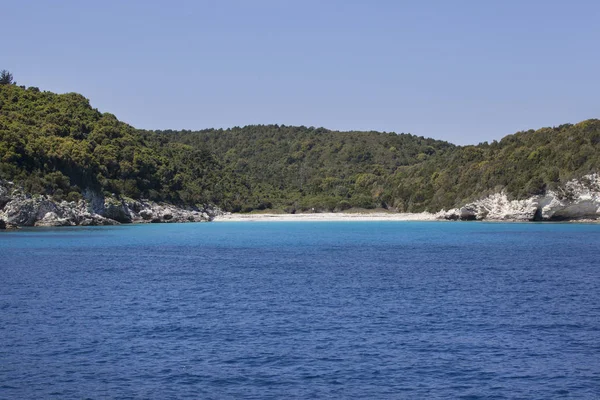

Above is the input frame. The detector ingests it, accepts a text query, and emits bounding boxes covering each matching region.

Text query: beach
[213,212,438,222]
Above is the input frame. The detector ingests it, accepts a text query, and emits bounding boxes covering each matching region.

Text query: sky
[3,0,600,145]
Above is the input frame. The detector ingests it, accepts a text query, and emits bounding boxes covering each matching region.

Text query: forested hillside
[157,122,600,212]
[390,120,600,212]
[1,78,599,213]
[0,82,236,207]
[155,126,454,211]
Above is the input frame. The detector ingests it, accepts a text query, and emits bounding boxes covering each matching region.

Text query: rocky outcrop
[0,180,224,228]
[0,182,11,209]
[0,192,119,227]
[103,198,133,223]
[116,197,220,224]
[437,174,600,221]
[35,212,75,227]
[537,175,600,220]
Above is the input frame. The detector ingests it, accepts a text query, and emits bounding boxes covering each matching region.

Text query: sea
[1,221,599,399]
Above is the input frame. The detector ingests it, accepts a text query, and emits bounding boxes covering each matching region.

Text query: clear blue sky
[3,0,600,144]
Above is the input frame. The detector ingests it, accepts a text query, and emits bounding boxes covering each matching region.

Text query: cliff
[438,174,600,221]
[0,180,223,228]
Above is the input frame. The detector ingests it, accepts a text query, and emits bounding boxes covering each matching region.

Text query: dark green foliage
[391,121,600,212]
[0,70,13,85]
[0,84,222,206]
[154,125,454,211]
[1,81,598,213]
[157,121,600,212]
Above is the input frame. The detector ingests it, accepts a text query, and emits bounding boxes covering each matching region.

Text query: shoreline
[2,213,599,230]
[216,212,448,222]
[214,212,600,223]
[3,175,600,228]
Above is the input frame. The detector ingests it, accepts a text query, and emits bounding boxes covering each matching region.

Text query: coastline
[2,212,598,229]
[2,177,599,228]
[215,212,438,222]
[214,211,599,223]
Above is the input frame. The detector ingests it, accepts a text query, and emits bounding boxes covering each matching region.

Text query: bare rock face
[83,188,105,215]
[2,196,60,226]
[436,206,477,220]
[458,205,478,220]
[474,193,539,221]
[0,181,12,209]
[139,209,154,220]
[538,174,600,220]
[123,199,220,224]
[103,199,133,223]
[0,180,223,228]
[437,174,600,221]
[35,212,74,227]
[0,194,116,227]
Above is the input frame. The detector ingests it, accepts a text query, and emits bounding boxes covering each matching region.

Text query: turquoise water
[1,222,599,398]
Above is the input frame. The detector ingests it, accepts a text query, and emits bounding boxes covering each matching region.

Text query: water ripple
[1,222,599,398]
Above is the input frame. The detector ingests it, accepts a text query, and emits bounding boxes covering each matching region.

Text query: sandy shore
[213,213,600,223]
[213,212,438,222]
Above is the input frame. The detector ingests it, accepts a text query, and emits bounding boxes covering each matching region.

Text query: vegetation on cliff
[391,120,600,211]
[0,81,231,206]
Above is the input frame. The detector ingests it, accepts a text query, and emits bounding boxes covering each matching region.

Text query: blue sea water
[1,221,599,399]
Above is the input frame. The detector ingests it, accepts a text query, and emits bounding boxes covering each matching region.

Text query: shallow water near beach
[1,221,599,399]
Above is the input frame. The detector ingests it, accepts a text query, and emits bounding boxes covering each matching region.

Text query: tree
[0,70,13,85]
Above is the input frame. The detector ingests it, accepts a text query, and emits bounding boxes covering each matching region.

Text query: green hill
[0,83,231,206]
[391,120,600,212]
[155,125,454,211]
[1,79,599,213]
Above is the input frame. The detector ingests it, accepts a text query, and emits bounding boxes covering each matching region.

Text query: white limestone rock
[35,212,74,227]
[538,174,600,220]
[437,174,600,221]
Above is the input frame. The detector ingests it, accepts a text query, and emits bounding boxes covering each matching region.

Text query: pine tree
[0,70,13,85]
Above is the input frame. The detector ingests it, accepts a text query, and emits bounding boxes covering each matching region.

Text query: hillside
[156,125,454,211]
[158,122,600,213]
[0,82,453,212]
[1,80,599,216]
[391,120,600,212]
[0,83,234,207]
